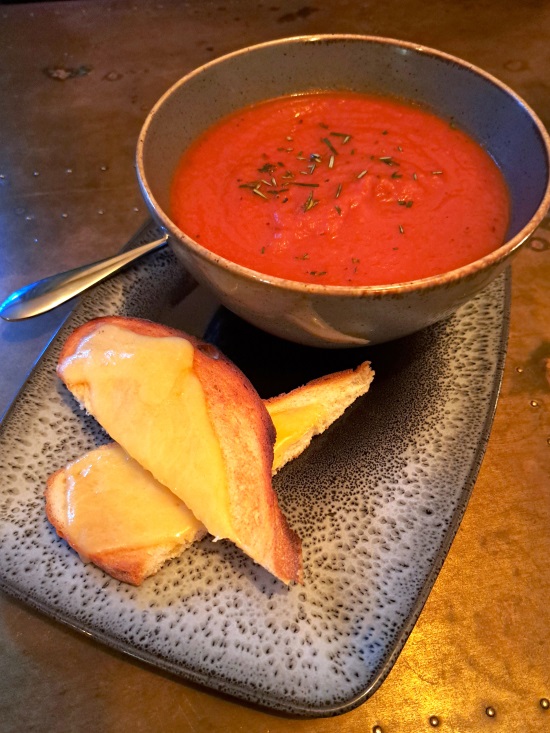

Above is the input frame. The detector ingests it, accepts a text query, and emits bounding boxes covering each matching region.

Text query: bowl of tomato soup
[137,35,550,347]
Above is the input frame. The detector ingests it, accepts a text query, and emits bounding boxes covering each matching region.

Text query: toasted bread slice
[50,328,373,586]
[45,443,206,585]
[266,361,374,473]
[57,316,302,584]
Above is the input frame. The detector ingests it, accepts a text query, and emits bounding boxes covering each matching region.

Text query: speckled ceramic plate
[0,221,509,717]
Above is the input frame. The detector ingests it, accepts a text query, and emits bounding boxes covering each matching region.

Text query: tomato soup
[170,92,510,286]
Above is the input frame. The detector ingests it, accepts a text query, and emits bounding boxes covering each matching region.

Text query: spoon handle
[0,235,169,321]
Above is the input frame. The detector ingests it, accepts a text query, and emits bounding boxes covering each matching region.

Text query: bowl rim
[136,33,550,296]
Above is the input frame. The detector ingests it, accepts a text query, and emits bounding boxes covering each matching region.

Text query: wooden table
[0,2,548,730]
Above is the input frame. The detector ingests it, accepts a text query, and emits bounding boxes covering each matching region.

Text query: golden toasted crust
[45,464,205,585]
[57,316,302,585]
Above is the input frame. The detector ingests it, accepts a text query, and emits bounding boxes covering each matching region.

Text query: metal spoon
[0,235,169,321]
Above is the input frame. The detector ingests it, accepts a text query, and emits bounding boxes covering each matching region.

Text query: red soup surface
[170,92,510,286]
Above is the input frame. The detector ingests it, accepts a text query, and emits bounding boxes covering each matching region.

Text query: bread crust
[45,462,206,585]
[266,361,374,473]
[56,316,302,584]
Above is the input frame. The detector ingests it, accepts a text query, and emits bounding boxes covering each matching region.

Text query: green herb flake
[260,246,266,254]
[319,122,329,129]
[290,181,320,188]
[406,200,414,208]
[330,131,352,144]
[258,163,277,174]
[303,190,320,212]
[391,172,402,179]
[321,137,338,156]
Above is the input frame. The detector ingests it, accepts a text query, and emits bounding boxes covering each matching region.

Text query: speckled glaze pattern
[0,222,509,717]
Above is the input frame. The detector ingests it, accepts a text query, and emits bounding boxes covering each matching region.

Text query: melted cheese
[268,402,325,470]
[64,444,204,555]
[58,325,233,540]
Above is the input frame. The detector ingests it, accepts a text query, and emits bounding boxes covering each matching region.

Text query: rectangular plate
[0,221,509,717]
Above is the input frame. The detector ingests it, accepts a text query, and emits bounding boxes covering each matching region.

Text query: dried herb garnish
[399,225,404,234]
[295,253,309,260]
[357,170,368,179]
[391,172,402,179]
[303,190,319,212]
[379,156,397,165]
[252,188,268,200]
[328,155,335,169]
[335,183,342,198]
[290,182,320,187]
[432,170,443,175]
[330,132,352,143]
[258,163,277,174]
[321,137,338,156]
[335,205,342,216]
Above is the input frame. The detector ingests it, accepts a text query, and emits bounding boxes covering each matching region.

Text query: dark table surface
[0,2,549,731]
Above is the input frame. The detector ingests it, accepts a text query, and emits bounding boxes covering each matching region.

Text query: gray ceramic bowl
[137,35,550,347]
